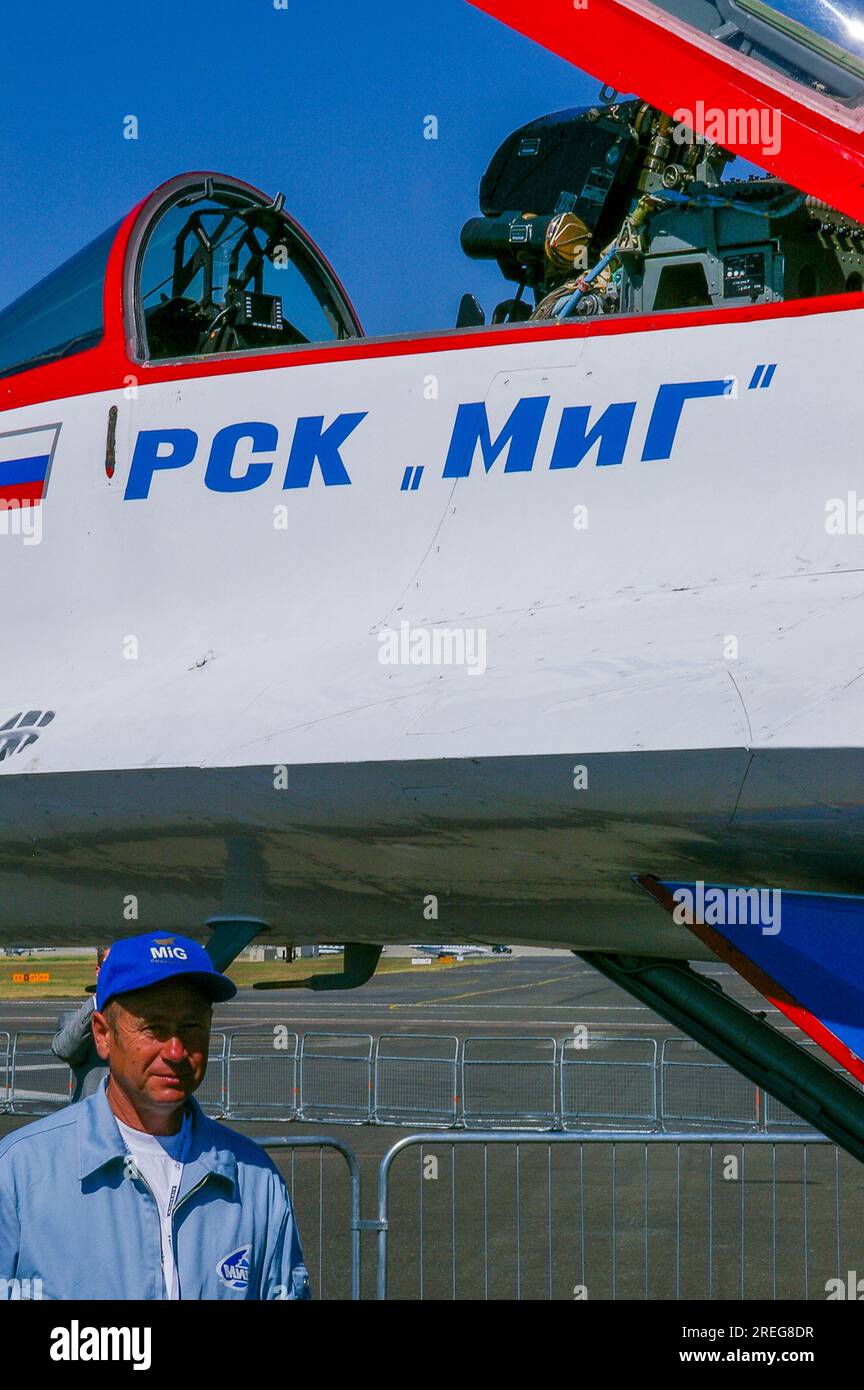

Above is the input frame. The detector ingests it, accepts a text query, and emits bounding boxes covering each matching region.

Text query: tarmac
[0,951,799,1040]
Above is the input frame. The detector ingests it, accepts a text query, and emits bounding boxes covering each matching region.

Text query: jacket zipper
[127,1169,167,1300]
[128,1168,210,1299]
[168,1174,213,1298]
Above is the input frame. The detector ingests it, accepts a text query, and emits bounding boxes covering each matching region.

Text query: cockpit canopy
[650,0,864,109]
[132,177,360,361]
[0,174,361,381]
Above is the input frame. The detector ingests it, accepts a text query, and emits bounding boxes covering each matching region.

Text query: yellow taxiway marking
[390,974,577,1006]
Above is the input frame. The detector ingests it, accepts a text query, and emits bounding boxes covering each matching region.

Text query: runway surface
[0,953,803,1039]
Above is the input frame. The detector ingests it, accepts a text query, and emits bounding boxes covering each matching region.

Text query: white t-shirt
[116,1112,192,1300]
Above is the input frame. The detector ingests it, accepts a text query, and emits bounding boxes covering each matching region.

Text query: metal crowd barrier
[228,1030,299,1120]
[374,1132,860,1301]
[561,1036,658,1131]
[660,1036,760,1130]
[0,1031,10,1110]
[657,1036,864,1134]
[252,1130,861,1300]
[192,1031,227,1116]
[8,1032,72,1112]
[373,1034,459,1127]
[462,1036,558,1129]
[298,1033,373,1124]
[3,1028,856,1135]
[261,1137,363,1301]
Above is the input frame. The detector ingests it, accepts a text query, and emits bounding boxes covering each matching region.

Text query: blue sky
[0,0,604,338]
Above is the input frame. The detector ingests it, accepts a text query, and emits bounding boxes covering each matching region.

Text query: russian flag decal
[0,423,61,506]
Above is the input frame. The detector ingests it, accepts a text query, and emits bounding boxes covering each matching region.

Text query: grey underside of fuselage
[0,746,861,950]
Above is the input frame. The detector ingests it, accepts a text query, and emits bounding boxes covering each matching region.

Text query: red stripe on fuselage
[3,282,864,414]
[0,482,44,506]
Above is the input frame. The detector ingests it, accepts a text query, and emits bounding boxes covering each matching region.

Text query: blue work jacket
[0,1080,311,1300]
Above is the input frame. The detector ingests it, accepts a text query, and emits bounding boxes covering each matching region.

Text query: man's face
[93,979,212,1113]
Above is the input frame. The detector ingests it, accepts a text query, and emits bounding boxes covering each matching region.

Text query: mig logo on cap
[150,937,188,961]
[217,1245,252,1290]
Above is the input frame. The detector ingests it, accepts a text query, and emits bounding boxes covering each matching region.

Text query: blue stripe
[659,880,864,1066]
[0,454,49,485]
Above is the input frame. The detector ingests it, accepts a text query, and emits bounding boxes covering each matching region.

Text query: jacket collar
[77,1076,238,1198]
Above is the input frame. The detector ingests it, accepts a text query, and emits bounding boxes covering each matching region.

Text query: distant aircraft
[2,0,864,1149]
[412,945,491,958]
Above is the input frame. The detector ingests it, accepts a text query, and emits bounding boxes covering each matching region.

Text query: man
[0,932,311,1300]
[51,945,110,1101]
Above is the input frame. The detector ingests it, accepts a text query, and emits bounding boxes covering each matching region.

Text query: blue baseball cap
[96,933,238,1010]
